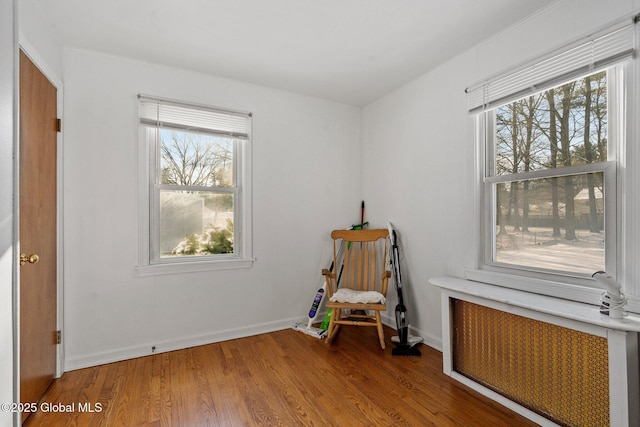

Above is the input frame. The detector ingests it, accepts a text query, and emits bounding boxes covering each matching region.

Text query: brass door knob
[19,253,39,266]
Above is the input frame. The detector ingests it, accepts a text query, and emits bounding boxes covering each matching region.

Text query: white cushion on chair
[329,288,386,304]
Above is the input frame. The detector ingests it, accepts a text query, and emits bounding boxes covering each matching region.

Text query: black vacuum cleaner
[388,222,423,356]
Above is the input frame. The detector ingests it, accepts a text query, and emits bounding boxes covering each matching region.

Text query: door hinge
[56,330,61,345]
[56,118,61,133]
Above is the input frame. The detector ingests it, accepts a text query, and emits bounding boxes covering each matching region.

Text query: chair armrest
[322,269,335,278]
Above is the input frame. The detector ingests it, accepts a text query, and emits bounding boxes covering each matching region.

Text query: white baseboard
[64,318,298,371]
[65,314,442,372]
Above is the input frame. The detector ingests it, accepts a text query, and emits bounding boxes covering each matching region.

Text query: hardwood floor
[24,325,538,426]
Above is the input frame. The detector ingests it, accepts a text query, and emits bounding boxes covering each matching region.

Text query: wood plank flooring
[24,326,538,426]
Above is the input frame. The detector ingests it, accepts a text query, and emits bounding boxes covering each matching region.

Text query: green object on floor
[320,308,332,330]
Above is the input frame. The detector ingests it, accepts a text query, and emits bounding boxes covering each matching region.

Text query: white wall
[19,0,62,79]
[0,0,15,425]
[62,48,362,369]
[25,0,640,373]
[362,0,640,350]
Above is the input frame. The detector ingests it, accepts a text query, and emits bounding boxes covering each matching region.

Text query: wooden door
[19,50,58,423]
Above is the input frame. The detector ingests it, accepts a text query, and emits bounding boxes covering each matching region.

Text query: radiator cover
[452,299,610,427]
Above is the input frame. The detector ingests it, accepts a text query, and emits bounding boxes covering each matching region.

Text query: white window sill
[442,269,640,317]
[136,257,255,277]
[430,275,640,332]
[465,268,601,305]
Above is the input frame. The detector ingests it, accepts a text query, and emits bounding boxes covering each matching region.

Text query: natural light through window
[137,95,253,274]
[158,130,235,258]
[491,72,609,275]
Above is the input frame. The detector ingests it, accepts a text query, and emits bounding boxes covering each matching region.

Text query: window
[467,19,636,289]
[488,71,616,277]
[137,95,253,275]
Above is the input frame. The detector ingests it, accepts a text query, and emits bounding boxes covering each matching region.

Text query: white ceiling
[30,0,558,106]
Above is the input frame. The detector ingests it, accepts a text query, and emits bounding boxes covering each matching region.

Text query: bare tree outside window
[493,71,607,274]
[158,130,235,257]
[160,130,233,187]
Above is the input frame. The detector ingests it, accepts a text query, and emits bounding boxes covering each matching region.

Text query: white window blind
[138,95,251,139]
[466,16,637,113]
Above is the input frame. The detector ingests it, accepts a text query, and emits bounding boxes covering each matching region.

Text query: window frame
[468,33,635,306]
[136,95,254,276]
[481,161,618,279]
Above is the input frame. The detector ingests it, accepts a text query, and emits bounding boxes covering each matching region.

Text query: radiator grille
[452,299,609,427]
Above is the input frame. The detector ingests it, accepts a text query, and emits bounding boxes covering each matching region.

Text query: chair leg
[326,308,340,344]
[375,311,385,350]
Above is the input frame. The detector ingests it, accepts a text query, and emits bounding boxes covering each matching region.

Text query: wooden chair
[322,229,391,349]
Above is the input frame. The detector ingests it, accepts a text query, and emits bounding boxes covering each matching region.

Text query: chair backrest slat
[362,242,368,291]
[329,229,389,294]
